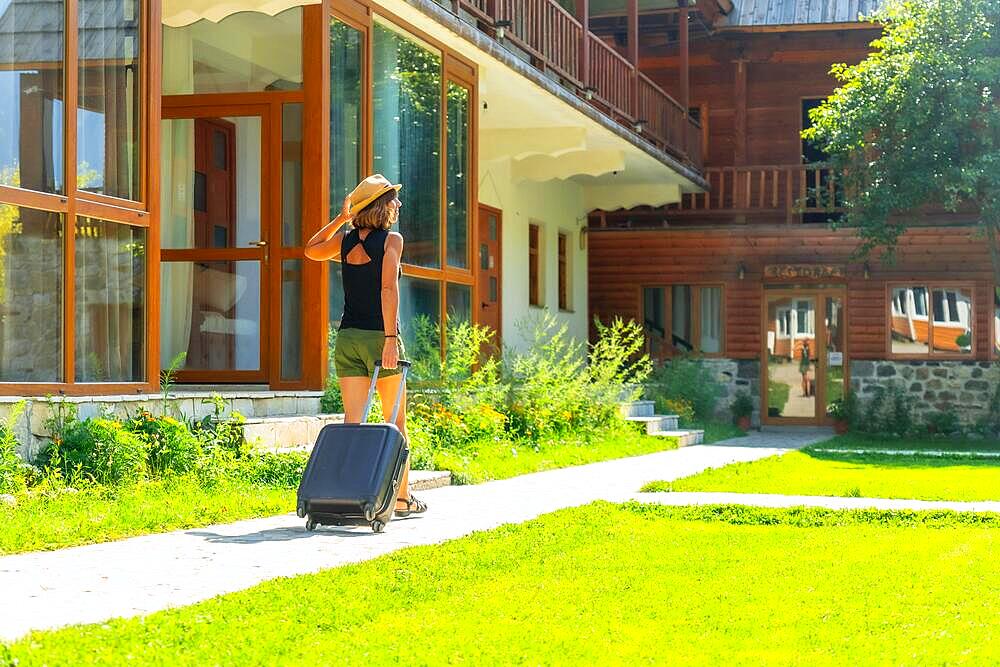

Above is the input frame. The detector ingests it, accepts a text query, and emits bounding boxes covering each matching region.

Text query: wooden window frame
[528,223,542,307]
[886,282,976,360]
[0,0,159,394]
[557,231,570,312]
[642,283,726,359]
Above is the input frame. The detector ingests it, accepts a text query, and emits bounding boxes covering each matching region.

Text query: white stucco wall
[478,159,590,353]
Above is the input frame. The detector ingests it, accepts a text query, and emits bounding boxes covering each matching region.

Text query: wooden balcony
[454,0,702,168]
[668,164,842,223]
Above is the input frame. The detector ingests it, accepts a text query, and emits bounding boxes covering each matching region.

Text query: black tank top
[339,228,397,332]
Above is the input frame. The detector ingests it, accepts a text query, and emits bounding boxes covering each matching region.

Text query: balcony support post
[627,0,639,119]
[576,0,589,89]
[678,0,690,155]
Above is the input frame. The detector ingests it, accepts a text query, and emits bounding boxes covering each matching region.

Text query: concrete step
[653,429,705,447]
[410,470,452,491]
[243,415,345,451]
[619,400,655,418]
[626,414,680,434]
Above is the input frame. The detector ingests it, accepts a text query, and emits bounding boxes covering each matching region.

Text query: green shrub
[321,326,345,413]
[0,401,27,494]
[190,396,247,458]
[663,398,695,425]
[828,390,859,424]
[646,357,722,421]
[125,411,202,476]
[731,391,754,420]
[975,380,1000,437]
[925,411,962,437]
[855,383,916,437]
[41,415,148,486]
[587,317,652,418]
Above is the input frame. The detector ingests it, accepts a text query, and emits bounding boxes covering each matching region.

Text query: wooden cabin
[587,0,998,426]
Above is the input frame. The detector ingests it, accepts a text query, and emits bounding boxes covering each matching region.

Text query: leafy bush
[646,357,723,421]
[925,411,962,437]
[321,326,345,413]
[828,390,859,424]
[663,398,695,425]
[221,451,309,488]
[190,396,247,458]
[0,402,27,495]
[41,415,148,486]
[975,381,1000,437]
[588,317,652,412]
[126,411,201,476]
[854,383,916,437]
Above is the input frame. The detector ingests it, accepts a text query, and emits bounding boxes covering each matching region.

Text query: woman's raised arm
[304,195,352,261]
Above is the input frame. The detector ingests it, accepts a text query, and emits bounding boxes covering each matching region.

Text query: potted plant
[827,391,856,435]
[731,391,754,432]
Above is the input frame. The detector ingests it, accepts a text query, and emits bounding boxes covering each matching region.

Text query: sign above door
[764,264,846,280]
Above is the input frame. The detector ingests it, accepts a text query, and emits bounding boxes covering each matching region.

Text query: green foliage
[854,383,916,437]
[126,412,202,477]
[804,0,1000,279]
[40,416,149,487]
[190,396,247,459]
[731,391,754,420]
[321,326,345,414]
[646,357,723,421]
[925,411,962,437]
[663,398,695,425]
[827,390,859,422]
[974,380,1000,437]
[0,401,27,495]
[587,317,652,407]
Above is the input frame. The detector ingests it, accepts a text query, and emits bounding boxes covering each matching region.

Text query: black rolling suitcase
[297,360,410,533]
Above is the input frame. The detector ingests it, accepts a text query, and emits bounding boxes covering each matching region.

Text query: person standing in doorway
[304,174,427,518]
[800,340,812,398]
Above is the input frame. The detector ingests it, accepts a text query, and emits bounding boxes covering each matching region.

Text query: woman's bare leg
[376,373,410,506]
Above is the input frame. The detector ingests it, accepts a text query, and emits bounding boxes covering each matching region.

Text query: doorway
[477,205,502,353]
[762,287,846,424]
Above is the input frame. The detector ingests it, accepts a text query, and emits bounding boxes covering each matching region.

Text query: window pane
[671,285,692,353]
[75,217,145,381]
[0,0,65,194]
[446,283,471,324]
[282,104,302,246]
[329,19,363,219]
[766,295,815,419]
[78,0,141,200]
[399,275,440,375]
[643,287,665,359]
[891,286,929,354]
[931,287,972,354]
[163,9,302,94]
[329,262,344,332]
[373,20,441,268]
[281,259,302,380]
[699,286,722,354]
[446,82,469,268]
[160,116,261,249]
[0,205,63,380]
[160,260,261,371]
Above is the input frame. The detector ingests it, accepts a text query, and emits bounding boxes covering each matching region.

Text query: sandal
[394,494,428,518]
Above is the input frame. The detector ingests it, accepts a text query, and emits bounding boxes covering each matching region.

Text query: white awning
[162,0,320,27]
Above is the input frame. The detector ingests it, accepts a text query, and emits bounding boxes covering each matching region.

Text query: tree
[804,0,1000,282]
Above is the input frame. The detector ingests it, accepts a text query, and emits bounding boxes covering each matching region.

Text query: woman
[799,340,812,398]
[304,174,427,518]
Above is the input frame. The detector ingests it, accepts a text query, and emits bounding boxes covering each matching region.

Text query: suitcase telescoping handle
[362,360,411,424]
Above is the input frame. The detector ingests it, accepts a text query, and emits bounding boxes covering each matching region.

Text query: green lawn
[815,432,1000,452]
[425,422,743,485]
[0,477,295,556]
[644,447,1000,501]
[7,502,1000,666]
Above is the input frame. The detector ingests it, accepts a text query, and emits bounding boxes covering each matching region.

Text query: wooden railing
[451,0,702,168]
[669,164,843,222]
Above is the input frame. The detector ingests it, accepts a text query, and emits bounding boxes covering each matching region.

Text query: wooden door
[477,205,502,350]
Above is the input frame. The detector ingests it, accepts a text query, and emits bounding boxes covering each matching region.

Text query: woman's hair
[353,190,397,231]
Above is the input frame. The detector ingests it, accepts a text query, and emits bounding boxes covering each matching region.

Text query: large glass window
[643,285,724,358]
[78,0,141,200]
[446,283,471,324]
[282,104,303,247]
[0,0,65,194]
[446,82,469,268]
[75,217,145,382]
[399,275,440,371]
[373,20,441,268]
[281,259,302,381]
[891,285,972,356]
[0,205,63,381]
[163,9,303,95]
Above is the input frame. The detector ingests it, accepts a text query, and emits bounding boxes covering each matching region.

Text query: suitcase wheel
[305,517,318,532]
[363,502,376,523]
[296,502,306,519]
[371,520,385,534]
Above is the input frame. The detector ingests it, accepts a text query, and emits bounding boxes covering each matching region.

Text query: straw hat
[348,174,402,214]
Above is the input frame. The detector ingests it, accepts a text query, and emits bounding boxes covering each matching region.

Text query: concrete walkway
[0,428,826,641]
[633,491,1000,513]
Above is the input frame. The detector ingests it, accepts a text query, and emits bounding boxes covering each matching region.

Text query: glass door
[763,288,847,424]
[160,106,270,382]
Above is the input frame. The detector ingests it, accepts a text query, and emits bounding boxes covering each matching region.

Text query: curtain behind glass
[671,285,691,352]
[698,286,722,354]
[373,20,441,268]
[160,119,194,367]
[78,0,141,200]
[75,218,145,381]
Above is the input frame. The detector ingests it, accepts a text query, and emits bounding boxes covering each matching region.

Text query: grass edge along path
[2,423,739,556]
[643,447,1000,501]
[6,502,1000,666]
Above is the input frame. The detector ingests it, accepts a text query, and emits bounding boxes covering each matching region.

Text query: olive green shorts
[334,328,405,378]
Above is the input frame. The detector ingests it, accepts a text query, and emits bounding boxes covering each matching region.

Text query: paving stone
[0,428,829,641]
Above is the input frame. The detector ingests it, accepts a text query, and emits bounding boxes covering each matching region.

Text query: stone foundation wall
[850,360,1000,426]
